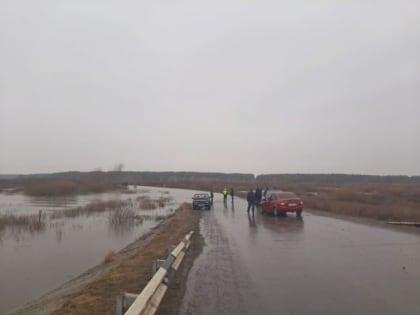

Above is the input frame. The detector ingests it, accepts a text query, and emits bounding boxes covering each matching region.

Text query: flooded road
[181,195,420,315]
[0,186,195,315]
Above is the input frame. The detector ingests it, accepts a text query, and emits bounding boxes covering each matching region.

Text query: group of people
[209,188,234,205]
[222,187,234,201]
[209,187,268,213]
[247,187,268,212]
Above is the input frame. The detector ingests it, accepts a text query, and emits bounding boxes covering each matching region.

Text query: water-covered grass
[0,194,174,234]
[0,213,46,232]
[108,208,142,225]
[50,200,129,219]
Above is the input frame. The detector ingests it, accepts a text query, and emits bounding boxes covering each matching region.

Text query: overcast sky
[1,0,419,175]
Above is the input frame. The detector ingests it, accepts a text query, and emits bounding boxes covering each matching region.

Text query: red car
[260,191,303,217]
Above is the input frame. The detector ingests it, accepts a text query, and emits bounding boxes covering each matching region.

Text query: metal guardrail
[116,231,194,315]
[387,221,420,227]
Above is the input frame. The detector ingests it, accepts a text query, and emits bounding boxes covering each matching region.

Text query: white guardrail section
[116,231,194,315]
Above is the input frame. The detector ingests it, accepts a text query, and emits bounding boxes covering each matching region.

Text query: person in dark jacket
[255,188,262,205]
[247,189,255,212]
[230,187,234,201]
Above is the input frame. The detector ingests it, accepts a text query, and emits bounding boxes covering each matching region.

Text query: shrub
[103,250,120,263]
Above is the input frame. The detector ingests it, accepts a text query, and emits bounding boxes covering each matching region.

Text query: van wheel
[296,210,302,217]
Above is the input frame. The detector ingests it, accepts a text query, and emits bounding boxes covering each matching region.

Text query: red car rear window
[277,192,298,199]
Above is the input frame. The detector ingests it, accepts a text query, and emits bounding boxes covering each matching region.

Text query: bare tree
[113,163,124,172]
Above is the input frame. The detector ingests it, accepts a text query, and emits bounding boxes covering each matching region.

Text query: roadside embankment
[10,203,202,315]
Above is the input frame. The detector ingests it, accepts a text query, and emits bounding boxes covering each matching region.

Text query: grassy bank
[273,183,420,222]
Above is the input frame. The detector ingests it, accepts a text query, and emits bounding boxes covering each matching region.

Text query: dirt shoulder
[305,207,420,235]
[11,203,202,315]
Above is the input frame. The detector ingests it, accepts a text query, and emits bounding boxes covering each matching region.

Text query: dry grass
[139,197,157,210]
[103,250,121,264]
[156,196,174,208]
[296,184,420,222]
[108,208,141,225]
[135,195,173,210]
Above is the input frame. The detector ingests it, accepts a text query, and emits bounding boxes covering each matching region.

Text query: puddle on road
[0,186,195,315]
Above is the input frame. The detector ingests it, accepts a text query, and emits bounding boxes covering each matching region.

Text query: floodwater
[0,186,196,315]
[181,195,420,315]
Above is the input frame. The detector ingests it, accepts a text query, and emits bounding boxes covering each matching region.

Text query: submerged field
[0,186,196,315]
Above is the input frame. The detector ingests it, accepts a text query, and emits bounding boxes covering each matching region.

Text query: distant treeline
[1,172,420,195]
[20,171,254,184]
[0,171,255,195]
[0,171,420,186]
[256,174,420,185]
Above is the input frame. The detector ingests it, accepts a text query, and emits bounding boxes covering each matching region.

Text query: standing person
[230,187,234,201]
[263,187,269,199]
[247,189,255,213]
[255,188,262,206]
[223,188,228,201]
[210,190,214,205]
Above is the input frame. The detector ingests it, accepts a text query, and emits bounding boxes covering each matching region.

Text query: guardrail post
[116,295,123,315]
[167,245,176,256]
[152,259,166,274]
[116,293,138,315]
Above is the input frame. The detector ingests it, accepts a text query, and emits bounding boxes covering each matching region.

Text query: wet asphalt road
[180,196,420,315]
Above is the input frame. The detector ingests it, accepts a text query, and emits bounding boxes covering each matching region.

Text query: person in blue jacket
[247,189,255,213]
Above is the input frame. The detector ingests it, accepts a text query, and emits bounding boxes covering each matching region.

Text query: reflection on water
[260,214,304,235]
[7,221,47,241]
[56,228,63,244]
[247,212,257,228]
[27,195,78,208]
[0,186,196,315]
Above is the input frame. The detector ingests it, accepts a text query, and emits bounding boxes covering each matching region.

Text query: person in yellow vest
[223,188,228,201]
